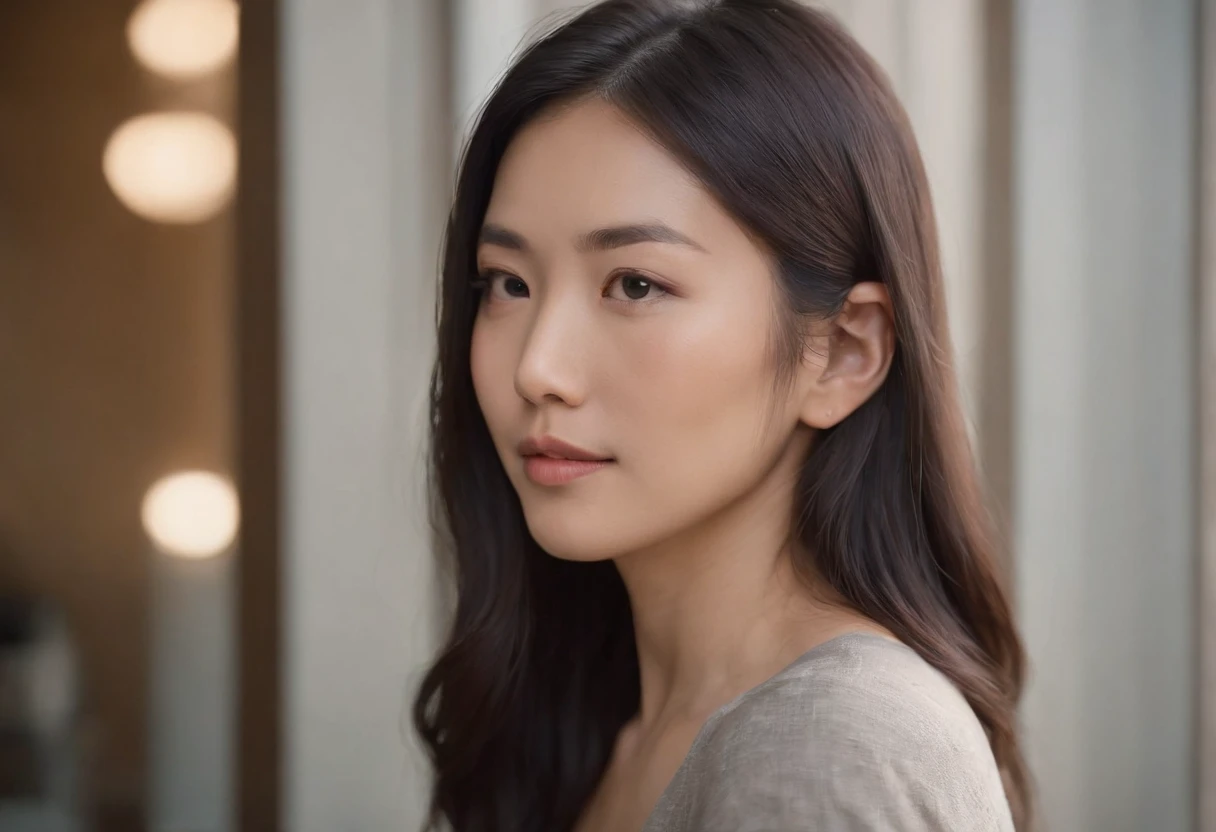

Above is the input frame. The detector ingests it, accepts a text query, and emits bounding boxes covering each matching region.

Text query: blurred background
[0,0,1212,830]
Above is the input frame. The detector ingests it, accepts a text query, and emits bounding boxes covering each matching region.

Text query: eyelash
[470,270,528,300]
[471,269,672,304]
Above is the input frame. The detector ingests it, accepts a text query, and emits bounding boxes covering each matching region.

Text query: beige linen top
[641,633,1014,831]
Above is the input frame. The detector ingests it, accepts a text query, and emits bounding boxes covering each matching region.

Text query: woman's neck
[613,454,872,731]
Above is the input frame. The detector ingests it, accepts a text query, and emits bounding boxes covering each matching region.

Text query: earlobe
[798,282,894,429]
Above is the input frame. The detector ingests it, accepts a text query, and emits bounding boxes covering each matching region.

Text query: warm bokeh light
[127,0,239,79]
[141,471,239,559]
[102,112,236,223]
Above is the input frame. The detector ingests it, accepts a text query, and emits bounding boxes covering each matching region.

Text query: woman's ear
[799,282,895,429]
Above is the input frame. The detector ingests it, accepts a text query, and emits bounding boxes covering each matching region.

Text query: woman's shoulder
[647,633,1014,832]
[713,631,989,752]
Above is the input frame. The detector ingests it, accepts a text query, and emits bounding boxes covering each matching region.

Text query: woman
[413,0,1029,829]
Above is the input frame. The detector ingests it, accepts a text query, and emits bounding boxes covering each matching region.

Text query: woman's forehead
[484,100,736,253]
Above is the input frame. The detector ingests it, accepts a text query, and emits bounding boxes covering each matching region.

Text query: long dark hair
[413,1,1030,829]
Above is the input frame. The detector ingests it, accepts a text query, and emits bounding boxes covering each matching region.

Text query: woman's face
[471,99,812,562]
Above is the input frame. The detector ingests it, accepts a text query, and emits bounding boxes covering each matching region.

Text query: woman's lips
[517,435,614,486]
[523,456,613,486]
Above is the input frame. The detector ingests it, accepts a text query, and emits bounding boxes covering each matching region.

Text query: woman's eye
[477,271,529,301]
[500,275,529,298]
[605,272,668,302]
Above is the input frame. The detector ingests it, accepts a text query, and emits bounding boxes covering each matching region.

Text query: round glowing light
[127,0,239,79]
[141,471,239,559]
[102,112,236,223]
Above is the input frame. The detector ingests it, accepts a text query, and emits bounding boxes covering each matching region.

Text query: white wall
[1014,1,1197,829]
[452,0,587,146]
[281,0,446,828]
[1201,3,1216,826]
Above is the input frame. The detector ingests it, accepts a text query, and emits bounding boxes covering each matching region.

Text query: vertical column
[280,0,448,828]
[900,0,984,425]
[148,550,233,832]
[1013,11,1090,825]
[1198,0,1216,828]
[452,0,542,147]
[1014,1,1197,829]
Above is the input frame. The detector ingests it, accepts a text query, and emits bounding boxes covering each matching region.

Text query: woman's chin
[523,512,637,564]
[529,530,622,563]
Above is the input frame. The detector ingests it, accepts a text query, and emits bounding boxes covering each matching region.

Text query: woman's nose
[513,303,588,408]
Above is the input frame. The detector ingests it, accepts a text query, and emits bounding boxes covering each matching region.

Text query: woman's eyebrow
[577,223,707,252]
[478,222,707,254]
[478,224,529,251]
